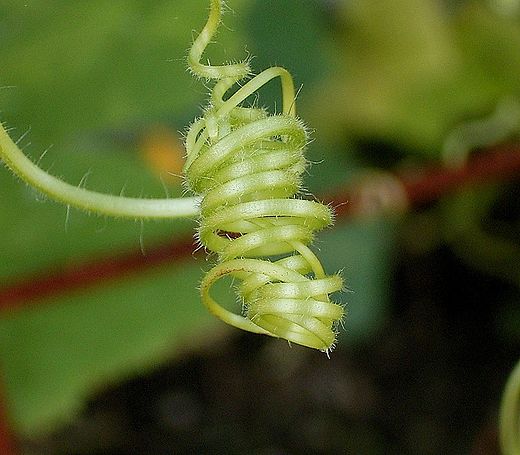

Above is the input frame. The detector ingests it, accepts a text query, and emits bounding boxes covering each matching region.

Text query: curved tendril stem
[500,359,520,455]
[0,122,201,219]
[184,119,208,173]
[185,0,344,351]
[188,0,250,80]
[214,67,297,118]
[1,0,343,351]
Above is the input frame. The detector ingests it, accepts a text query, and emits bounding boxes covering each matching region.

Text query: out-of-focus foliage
[0,263,217,434]
[312,0,520,156]
[309,0,520,349]
[0,0,250,434]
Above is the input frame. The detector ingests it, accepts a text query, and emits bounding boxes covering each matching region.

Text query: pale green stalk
[186,0,344,351]
[500,359,520,455]
[0,122,200,219]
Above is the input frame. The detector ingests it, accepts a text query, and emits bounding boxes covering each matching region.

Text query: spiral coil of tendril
[184,0,344,351]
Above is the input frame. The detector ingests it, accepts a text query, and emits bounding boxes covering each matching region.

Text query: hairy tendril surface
[0,0,344,352]
[185,0,344,351]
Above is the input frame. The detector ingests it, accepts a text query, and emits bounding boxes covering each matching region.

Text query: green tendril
[0,0,344,351]
[185,0,344,351]
[500,359,520,455]
[0,123,200,218]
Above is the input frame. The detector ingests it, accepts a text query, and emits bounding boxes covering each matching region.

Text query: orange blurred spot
[139,125,185,185]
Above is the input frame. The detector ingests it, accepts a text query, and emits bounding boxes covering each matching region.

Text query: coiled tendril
[184,0,344,351]
[0,0,345,352]
[500,359,520,455]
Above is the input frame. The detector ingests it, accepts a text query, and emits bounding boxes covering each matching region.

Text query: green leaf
[310,0,520,156]
[0,0,250,434]
[319,218,398,343]
[0,262,218,434]
[0,0,399,435]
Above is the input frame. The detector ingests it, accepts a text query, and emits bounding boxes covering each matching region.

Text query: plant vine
[500,359,520,455]
[0,0,344,352]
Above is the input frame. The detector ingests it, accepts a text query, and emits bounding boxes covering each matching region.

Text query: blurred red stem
[402,144,520,206]
[0,237,194,312]
[0,144,519,312]
[0,382,17,455]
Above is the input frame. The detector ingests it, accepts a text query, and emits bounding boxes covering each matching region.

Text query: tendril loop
[184,0,344,351]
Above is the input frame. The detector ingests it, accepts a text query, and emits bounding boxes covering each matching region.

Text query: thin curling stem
[0,123,200,219]
[214,67,297,118]
[188,0,251,80]
[186,0,344,351]
[500,359,520,455]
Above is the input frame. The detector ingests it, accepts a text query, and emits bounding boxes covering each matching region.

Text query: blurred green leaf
[311,0,520,156]
[320,218,398,343]
[0,262,218,434]
[0,0,249,140]
[0,0,250,434]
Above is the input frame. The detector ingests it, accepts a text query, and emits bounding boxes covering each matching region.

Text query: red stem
[1,145,519,312]
[402,144,520,206]
[0,382,17,455]
[0,237,194,312]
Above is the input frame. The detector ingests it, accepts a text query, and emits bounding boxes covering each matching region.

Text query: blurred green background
[0,0,519,453]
